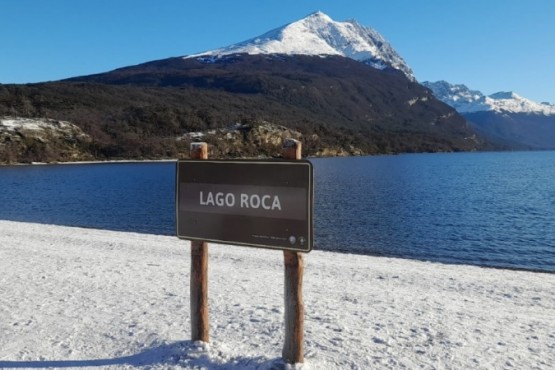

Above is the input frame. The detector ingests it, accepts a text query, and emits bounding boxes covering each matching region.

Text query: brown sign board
[176,159,313,252]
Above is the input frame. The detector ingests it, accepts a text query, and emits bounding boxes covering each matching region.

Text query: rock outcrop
[0,117,93,164]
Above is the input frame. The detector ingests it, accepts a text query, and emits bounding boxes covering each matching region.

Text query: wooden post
[190,142,209,343]
[281,139,305,364]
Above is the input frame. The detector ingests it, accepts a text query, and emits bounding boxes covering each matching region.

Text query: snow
[422,81,555,115]
[1,221,554,369]
[185,11,415,80]
[483,92,555,115]
[0,117,74,132]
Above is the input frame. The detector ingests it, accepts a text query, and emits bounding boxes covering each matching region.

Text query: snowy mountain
[1,12,490,163]
[186,11,415,80]
[422,81,555,150]
[422,81,555,115]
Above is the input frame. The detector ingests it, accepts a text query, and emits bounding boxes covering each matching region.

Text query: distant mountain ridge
[187,11,415,80]
[423,81,555,150]
[422,81,555,115]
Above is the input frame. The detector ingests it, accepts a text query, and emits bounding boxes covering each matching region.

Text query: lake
[1,151,554,273]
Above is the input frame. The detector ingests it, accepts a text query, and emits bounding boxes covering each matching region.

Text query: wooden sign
[176,159,313,252]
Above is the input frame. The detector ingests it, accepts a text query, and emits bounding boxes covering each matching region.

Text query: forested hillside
[0,55,488,163]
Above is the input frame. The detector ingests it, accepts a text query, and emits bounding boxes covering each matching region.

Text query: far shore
[0,158,180,167]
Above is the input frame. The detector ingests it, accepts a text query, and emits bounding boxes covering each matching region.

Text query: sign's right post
[190,142,209,343]
[281,139,305,364]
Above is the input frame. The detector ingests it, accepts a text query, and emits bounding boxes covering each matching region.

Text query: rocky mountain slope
[0,117,92,163]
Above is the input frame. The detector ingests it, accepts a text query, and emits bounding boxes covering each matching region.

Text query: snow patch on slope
[0,117,76,132]
[186,11,414,80]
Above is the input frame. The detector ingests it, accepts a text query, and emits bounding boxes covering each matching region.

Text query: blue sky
[1,0,554,103]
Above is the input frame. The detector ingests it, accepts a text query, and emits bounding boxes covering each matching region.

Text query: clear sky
[1,0,554,103]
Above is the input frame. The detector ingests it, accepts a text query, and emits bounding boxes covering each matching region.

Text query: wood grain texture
[190,142,209,343]
[281,139,305,364]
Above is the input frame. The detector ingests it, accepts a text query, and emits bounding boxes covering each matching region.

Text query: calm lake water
[1,151,554,273]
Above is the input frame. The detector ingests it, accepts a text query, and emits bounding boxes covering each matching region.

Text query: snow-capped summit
[489,91,520,100]
[485,91,555,115]
[422,81,555,115]
[186,11,414,80]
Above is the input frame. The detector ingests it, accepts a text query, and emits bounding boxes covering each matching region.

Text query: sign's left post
[189,142,209,343]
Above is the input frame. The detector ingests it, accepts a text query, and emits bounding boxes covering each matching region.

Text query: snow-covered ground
[1,220,554,369]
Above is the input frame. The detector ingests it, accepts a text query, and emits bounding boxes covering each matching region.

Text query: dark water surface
[1,152,554,272]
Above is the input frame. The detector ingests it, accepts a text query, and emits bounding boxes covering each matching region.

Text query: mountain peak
[306,10,332,20]
[185,12,414,80]
[489,91,519,100]
[423,81,555,115]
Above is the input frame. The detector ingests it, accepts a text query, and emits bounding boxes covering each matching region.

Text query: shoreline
[3,149,554,167]
[0,158,179,167]
[0,217,553,275]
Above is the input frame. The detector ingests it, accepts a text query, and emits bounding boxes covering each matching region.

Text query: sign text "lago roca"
[176,159,313,252]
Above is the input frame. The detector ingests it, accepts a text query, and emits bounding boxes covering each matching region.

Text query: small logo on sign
[299,237,306,246]
[289,236,296,245]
